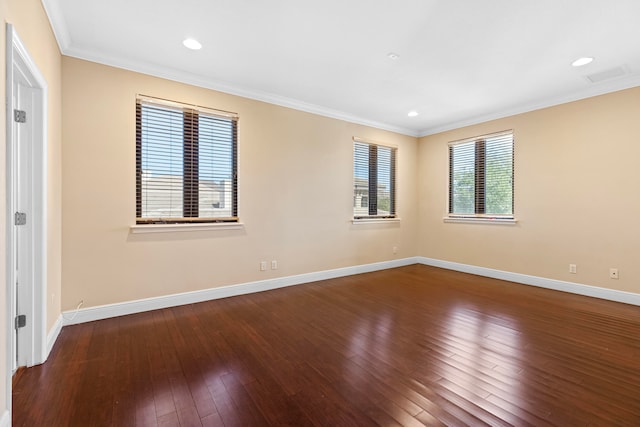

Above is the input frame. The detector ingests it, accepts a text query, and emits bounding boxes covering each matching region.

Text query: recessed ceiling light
[572,57,594,67]
[387,52,400,60]
[408,111,419,117]
[183,38,202,50]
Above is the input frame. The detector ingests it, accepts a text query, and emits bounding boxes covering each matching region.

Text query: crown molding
[41,0,640,140]
[57,42,640,140]
[418,74,640,137]
[42,0,418,137]
[62,44,420,137]
[41,0,71,52]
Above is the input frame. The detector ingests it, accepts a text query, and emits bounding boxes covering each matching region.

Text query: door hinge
[14,109,26,123]
[15,314,26,329]
[15,212,27,226]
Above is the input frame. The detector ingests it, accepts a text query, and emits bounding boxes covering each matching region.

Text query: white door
[6,23,48,375]
[11,72,36,370]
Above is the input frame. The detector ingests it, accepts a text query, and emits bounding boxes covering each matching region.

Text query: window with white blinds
[353,139,396,219]
[136,96,238,224]
[449,130,513,218]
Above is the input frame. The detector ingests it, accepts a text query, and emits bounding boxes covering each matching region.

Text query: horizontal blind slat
[354,140,396,219]
[449,132,513,216]
[137,97,238,223]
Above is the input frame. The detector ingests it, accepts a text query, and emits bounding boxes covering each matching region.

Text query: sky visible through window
[198,115,234,184]
[141,105,183,177]
[354,142,369,179]
[141,106,233,181]
[354,141,394,217]
[354,142,392,190]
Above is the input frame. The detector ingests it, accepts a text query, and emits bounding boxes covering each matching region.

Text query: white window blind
[353,139,396,219]
[136,96,238,224]
[449,130,513,218]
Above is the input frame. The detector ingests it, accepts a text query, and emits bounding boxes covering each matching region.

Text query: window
[136,96,238,224]
[448,130,513,218]
[353,138,396,219]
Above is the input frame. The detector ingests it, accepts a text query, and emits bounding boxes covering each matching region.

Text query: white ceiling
[42,0,640,136]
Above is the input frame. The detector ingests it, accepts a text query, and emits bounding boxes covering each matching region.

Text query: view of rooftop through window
[137,99,237,222]
[353,141,396,218]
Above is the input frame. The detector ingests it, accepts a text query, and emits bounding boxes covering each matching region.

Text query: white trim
[130,222,245,234]
[62,257,420,326]
[47,253,640,338]
[6,23,50,424]
[40,2,416,138]
[448,129,513,147]
[137,94,239,120]
[419,76,640,137]
[417,257,640,307]
[0,410,10,427]
[443,217,517,225]
[47,255,640,359]
[64,46,418,137]
[40,0,72,52]
[352,136,398,149]
[46,315,63,357]
[6,24,49,366]
[4,24,13,427]
[41,2,640,139]
[352,218,401,225]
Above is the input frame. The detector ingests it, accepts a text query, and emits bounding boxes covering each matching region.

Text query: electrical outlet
[609,268,619,279]
[260,261,267,271]
[393,246,398,254]
[569,264,577,274]
[271,260,278,270]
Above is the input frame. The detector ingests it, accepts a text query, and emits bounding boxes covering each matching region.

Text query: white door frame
[5,21,48,414]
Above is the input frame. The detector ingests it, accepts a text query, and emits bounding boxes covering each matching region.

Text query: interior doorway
[5,21,48,400]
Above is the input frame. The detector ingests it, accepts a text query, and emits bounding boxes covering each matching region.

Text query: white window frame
[352,137,399,223]
[446,130,516,224]
[135,95,239,227]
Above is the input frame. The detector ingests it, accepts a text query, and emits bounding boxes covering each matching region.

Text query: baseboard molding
[418,257,640,307]
[59,255,640,329]
[0,410,9,427]
[62,257,421,326]
[46,315,63,359]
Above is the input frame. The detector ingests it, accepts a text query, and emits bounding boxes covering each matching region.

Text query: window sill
[130,222,245,234]
[352,218,401,225]
[443,217,517,225]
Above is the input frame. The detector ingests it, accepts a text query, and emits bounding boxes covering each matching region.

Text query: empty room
[2,0,640,426]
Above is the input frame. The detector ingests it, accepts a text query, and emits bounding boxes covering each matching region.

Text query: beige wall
[61,57,418,310]
[1,3,638,420]
[418,87,640,293]
[1,0,62,417]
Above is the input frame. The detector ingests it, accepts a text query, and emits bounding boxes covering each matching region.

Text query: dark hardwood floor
[13,264,640,426]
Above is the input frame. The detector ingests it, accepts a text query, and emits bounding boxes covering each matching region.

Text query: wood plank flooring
[12,264,640,426]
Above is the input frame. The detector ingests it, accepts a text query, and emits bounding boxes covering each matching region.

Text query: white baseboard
[0,410,9,427]
[59,254,640,328]
[62,257,421,326]
[418,257,640,307]
[46,315,63,358]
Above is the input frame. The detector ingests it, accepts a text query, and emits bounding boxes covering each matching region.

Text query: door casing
[5,22,49,417]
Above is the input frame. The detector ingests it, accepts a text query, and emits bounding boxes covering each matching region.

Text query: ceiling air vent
[585,66,628,83]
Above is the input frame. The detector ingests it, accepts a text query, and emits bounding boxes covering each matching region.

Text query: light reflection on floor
[438,304,527,416]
